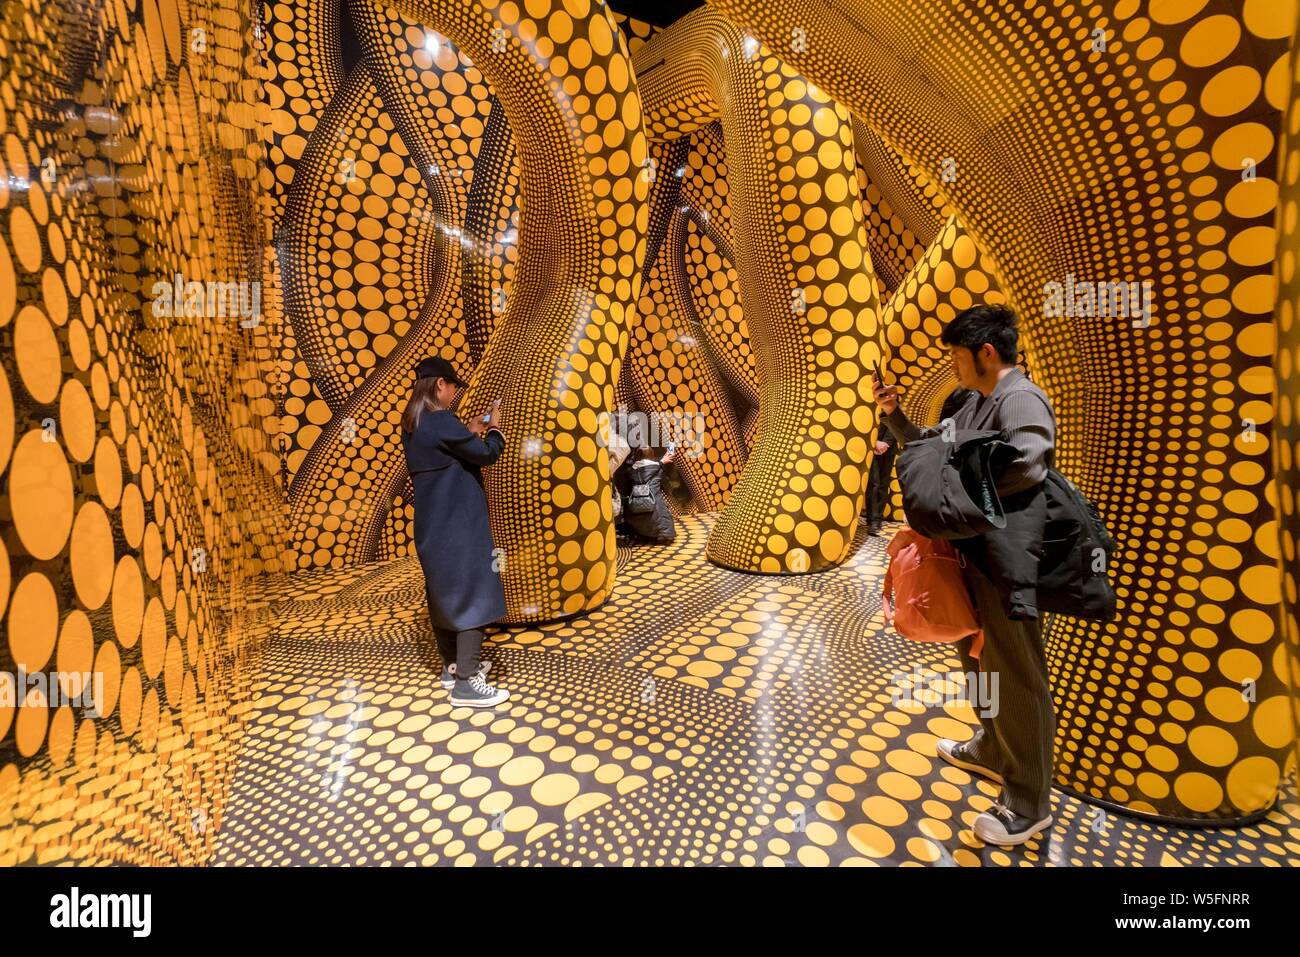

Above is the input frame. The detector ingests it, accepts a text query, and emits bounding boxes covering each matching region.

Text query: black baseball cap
[414,356,466,386]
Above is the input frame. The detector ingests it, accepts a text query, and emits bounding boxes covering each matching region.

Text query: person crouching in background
[400,356,510,708]
[616,446,678,544]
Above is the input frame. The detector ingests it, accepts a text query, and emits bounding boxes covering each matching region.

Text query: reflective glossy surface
[213,515,1300,866]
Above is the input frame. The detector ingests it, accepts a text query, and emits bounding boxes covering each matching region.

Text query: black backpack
[1037,468,1118,622]
[627,461,660,515]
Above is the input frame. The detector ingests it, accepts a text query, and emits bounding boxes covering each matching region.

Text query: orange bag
[882,527,984,658]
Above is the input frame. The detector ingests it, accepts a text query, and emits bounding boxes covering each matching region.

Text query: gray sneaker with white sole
[936,738,1005,785]
[974,801,1053,846]
[449,672,509,708]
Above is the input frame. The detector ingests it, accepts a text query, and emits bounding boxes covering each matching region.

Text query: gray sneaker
[449,672,509,708]
[936,738,1005,785]
[440,659,492,691]
[974,800,1053,847]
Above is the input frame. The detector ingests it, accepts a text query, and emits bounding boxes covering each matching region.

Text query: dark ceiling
[606,0,704,29]
[334,0,701,70]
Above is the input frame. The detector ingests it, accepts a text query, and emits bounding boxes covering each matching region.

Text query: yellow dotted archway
[636,7,885,573]
[278,0,651,621]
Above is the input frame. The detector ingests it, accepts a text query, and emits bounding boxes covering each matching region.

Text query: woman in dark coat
[400,356,509,708]
[616,446,678,544]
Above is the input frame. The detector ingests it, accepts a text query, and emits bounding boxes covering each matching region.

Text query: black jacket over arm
[883,370,1056,619]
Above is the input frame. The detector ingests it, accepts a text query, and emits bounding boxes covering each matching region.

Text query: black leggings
[864,448,896,522]
[432,626,484,682]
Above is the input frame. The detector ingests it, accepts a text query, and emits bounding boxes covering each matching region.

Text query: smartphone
[482,398,501,424]
[872,361,886,385]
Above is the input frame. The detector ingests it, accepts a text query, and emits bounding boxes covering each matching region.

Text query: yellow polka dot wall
[0,0,1297,867]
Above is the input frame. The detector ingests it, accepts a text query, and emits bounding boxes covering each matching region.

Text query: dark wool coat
[401,409,507,631]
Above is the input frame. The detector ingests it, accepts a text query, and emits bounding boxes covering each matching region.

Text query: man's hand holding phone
[871,362,903,415]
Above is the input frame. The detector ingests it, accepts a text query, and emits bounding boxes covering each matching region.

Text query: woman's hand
[468,399,503,437]
[871,376,904,415]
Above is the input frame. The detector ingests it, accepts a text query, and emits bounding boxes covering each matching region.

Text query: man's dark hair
[940,304,1019,365]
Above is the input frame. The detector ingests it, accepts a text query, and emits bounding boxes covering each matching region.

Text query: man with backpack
[873,304,1057,847]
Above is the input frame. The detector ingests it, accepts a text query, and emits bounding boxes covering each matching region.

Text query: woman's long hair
[401,377,443,434]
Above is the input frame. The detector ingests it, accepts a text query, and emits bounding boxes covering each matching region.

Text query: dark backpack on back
[979,384,1119,623]
[1037,468,1118,622]
[627,461,660,515]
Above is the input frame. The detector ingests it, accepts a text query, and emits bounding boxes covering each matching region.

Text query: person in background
[616,445,678,544]
[873,304,1057,847]
[862,420,897,536]
[400,356,510,709]
[865,386,976,535]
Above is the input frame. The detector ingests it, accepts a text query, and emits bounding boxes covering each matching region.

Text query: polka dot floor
[213,514,1300,867]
